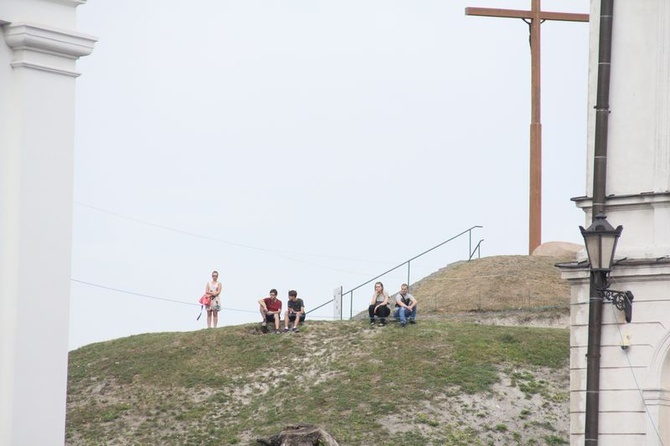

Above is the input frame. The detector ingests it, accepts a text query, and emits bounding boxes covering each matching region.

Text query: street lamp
[580,214,633,322]
[582,213,633,445]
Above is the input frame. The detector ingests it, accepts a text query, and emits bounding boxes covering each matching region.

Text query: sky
[70,0,590,350]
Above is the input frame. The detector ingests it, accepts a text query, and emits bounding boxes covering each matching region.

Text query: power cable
[71,279,258,315]
[74,202,392,270]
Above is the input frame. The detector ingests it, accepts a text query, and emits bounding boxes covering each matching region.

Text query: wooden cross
[465,1,588,254]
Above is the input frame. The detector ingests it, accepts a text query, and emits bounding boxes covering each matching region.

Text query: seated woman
[368,281,390,326]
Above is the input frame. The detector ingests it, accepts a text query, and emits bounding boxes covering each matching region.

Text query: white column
[0,3,96,445]
[578,0,670,258]
[564,2,670,444]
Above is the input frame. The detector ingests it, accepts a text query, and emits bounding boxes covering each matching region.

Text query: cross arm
[465,7,588,23]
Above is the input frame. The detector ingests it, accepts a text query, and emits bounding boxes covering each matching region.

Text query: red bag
[199,294,211,306]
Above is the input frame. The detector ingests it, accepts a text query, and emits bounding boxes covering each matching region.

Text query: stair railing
[306,226,483,319]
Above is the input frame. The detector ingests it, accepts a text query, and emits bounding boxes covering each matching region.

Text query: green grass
[66,319,569,445]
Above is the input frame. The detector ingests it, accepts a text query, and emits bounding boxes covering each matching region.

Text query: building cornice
[2,22,97,77]
[572,191,670,209]
[4,22,96,59]
[45,0,87,6]
[557,257,670,270]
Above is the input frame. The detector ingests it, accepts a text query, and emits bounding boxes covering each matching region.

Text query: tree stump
[256,424,339,446]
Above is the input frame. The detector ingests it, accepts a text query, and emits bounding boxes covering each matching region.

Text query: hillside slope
[67,319,569,446]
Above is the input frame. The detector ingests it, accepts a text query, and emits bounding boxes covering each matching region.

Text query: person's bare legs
[283,311,291,331]
[207,310,213,328]
[273,313,280,331]
[212,311,218,328]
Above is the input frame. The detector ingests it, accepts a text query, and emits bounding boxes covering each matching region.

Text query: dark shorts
[265,314,279,323]
[288,313,306,322]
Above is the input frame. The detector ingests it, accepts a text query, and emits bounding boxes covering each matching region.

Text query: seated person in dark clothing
[283,289,306,333]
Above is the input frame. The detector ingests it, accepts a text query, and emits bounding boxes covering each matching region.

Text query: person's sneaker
[400,322,406,328]
[283,327,290,333]
[275,330,281,335]
[378,320,386,327]
[260,323,268,333]
[293,327,300,333]
[409,319,416,324]
[370,320,375,326]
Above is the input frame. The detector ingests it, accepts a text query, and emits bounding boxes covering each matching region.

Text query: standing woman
[368,281,390,326]
[205,270,222,328]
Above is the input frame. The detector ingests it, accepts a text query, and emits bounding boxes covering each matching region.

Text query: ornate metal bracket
[598,289,634,323]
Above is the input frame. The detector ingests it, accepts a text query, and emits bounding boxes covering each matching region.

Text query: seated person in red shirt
[258,289,282,334]
[283,290,305,333]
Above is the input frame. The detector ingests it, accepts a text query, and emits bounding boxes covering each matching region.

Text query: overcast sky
[70,0,590,350]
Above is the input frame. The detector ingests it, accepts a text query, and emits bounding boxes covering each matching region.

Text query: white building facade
[561,1,670,444]
[0,1,95,444]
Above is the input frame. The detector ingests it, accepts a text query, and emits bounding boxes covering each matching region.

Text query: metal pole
[407,261,411,287]
[585,1,614,444]
[469,228,472,258]
[585,272,605,444]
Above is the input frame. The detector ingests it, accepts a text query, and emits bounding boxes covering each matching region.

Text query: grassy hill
[66,255,572,445]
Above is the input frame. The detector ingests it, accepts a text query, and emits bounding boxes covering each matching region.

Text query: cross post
[466,1,588,254]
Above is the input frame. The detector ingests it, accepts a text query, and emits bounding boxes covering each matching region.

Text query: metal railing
[307,225,483,319]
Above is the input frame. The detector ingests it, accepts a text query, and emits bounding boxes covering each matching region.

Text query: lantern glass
[580,214,622,272]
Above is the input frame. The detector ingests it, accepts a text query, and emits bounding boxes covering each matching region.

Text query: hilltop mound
[410,255,570,314]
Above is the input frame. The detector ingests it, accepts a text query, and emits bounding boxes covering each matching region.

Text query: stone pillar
[0,2,96,445]
[561,1,670,445]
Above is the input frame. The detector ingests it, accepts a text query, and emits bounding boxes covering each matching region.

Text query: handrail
[305,226,483,319]
[470,239,484,260]
[342,225,482,297]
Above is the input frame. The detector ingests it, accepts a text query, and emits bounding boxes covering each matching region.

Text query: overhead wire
[71,279,258,315]
[71,202,457,311]
[74,201,391,275]
[71,202,374,309]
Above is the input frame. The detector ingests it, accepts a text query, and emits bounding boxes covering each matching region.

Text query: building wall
[565,2,670,444]
[0,2,95,444]
[579,0,670,259]
[564,263,670,445]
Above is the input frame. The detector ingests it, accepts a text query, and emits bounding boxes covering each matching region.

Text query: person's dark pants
[368,304,390,323]
[288,314,306,326]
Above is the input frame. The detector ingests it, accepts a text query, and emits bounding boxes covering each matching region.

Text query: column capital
[47,0,87,6]
[3,22,97,77]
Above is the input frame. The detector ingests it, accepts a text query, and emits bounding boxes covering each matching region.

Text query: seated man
[393,283,417,327]
[258,289,282,334]
[283,289,306,333]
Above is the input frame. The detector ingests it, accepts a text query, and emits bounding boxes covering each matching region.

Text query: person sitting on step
[259,289,282,334]
[368,281,390,326]
[283,289,306,333]
[393,283,417,327]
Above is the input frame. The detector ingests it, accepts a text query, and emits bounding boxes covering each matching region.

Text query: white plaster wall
[564,262,670,445]
[0,21,18,446]
[582,1,670,259]
[0,2,95,444]
[0,0,83,29]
